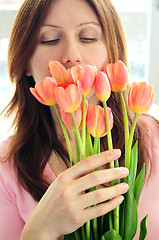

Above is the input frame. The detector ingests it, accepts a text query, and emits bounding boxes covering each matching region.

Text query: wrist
[20,226,59,240]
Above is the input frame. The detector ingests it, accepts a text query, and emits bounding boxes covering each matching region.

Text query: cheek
[85,44,109,71]
[29,49,51,83]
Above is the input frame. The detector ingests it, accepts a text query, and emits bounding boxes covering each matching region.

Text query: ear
[25,65,32,76]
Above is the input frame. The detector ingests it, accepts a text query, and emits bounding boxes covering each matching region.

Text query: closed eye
[80,37,97,43]
[41,39,60,45]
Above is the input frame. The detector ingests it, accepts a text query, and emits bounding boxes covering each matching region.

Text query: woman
[0,0,158,239]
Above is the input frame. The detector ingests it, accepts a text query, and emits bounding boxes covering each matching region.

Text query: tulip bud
[73,65,97,95]
[60,106,82,130]
[104,60,129,92]
[128,82,154,114]
[95,71,111,102]
[86,105,113,138]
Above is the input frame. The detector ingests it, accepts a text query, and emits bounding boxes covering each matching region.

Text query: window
[112,0,150,83]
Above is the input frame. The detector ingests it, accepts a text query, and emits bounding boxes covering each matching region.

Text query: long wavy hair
[4,0,149,201]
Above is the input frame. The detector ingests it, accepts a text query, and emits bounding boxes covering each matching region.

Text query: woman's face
[27,0,109,83]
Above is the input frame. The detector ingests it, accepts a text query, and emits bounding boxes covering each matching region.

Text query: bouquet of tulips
[30,60,154,240]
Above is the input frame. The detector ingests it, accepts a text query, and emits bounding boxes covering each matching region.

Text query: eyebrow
[41,22,101,29]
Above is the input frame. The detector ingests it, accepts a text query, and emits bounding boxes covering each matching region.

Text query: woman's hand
[21,149,129,240]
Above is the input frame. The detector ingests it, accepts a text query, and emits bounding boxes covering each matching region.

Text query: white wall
[147,0,159,105]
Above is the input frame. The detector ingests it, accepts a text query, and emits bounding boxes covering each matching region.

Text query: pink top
[0,116,159,240]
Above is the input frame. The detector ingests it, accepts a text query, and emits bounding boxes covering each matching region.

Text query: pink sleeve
[0,138,56,240]
[0,169,25,240]
[137,116,159,239]
[0,138,37,240]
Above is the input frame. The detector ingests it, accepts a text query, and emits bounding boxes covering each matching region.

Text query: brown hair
[4,0,148,201]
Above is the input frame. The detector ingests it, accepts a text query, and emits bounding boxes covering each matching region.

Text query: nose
[61,37,83,68]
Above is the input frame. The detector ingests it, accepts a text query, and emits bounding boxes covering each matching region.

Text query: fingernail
[118,195,124,203]
[120,167,129,176]
[120,183,129,192]
[111,149,121,157]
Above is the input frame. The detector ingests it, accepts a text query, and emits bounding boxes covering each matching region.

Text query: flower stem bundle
[30,60,154,240]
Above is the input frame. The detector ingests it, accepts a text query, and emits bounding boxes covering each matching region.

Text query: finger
[73,167,129,194]
[65,149,121,180]
[78,183,129,209]
[84,195,124,221]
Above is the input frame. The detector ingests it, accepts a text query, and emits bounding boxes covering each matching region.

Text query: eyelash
[41,39,60,45]
[41,37,97,45]
[80,37,97,43]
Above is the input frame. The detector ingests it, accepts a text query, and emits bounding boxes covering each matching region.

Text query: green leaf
[119,201,125,238]
[86,130,93,156]
[139,215,148,240]
[93,137,100,155]
[133,163,145,205]
[64,232,75,240]
[100,229,122,240]
[75,226,86,240]
[99,212,109,236]
[124,190,138,239]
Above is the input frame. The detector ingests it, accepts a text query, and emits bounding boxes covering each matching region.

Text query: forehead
[42,0,100,28]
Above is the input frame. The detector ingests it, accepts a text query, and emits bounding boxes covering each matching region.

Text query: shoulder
[138,114,159,150]
[0,136,12,162]
[0,137,19,201]
[138,114,159,177]
[137,115,159,238]
[0,137,38,223]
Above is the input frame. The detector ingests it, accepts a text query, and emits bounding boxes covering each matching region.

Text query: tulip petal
[55,86,73,112]
[55,81,82,112]
[105,60,129,92]
[30,87,47,105]
[80,65,96,95]
[60,107,82,130]
[49,60,67,83]
[95,71,111,102]
[128,82,154,114]
[86,105,110,138]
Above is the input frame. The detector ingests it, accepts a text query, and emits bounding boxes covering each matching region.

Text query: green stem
[93,137,100,154]
[85,221,90,240]
[92,218,98,240]
[71,112,85,160]
[74,131,80,163]
[119,91,129,148]
[54,105,74,165]
[86,130,93,156]
[82,95,86,153]
[103,101,114,167]
[125,113,139,169]
[103,101,120,233]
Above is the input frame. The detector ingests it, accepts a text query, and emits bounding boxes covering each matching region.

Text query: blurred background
[0,0,159,139]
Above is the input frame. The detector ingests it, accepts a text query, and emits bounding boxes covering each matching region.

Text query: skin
[26,0,109,141]
[22,0,129,239]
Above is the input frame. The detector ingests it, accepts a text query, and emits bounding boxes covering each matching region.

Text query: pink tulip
[48,60,68,83]
[86,105,113,138]
[68,65,82,83]
[60,106,82,130]
[71,65,97,95]
[30,77,57,105]
[104,60,129,92]
[128,82,154,114]
[55,80,82,112]
[95,71,111,102]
